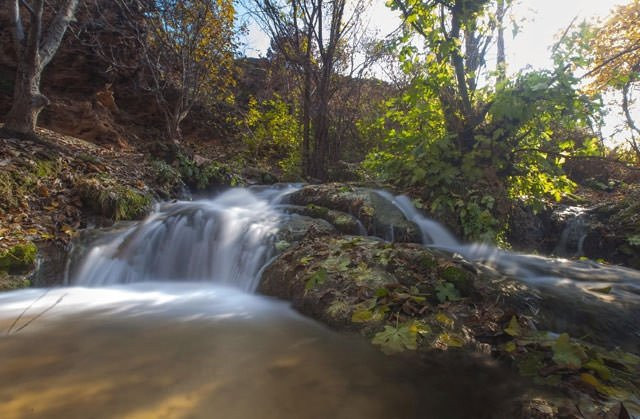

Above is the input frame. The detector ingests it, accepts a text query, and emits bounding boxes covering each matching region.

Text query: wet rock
[280,204,364,235]
[283,184,421,242]
[32,241,69,287]
[273,214,336,252]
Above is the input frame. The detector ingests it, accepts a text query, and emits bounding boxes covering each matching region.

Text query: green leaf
[435,332,465,348]
[305,269,327,292]
[584,359,611,381]
[552,333,586,369]
[299,256,313,266]
[435,282,460,303]
[351,309,375,323]
[371,324,418,354]
[504,316,522,337]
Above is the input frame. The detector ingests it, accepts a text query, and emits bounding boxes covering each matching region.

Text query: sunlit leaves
[371,321,430,354]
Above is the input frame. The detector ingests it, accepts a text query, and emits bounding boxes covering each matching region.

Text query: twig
[12,293,67,334]
[6,289,50,334]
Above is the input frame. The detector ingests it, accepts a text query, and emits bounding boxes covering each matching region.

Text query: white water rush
[70,187,295,290]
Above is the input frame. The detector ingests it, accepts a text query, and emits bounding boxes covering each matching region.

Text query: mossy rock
[259,235,640,414]
[439,265,475,297]
[284,184,421,242]
[259,236,472,334]
[274,214,336,249]
[77,177,152,221]
[0,242,37,274]
[0,272,31,291]
[281,204,363,235]
[150,160,186,198]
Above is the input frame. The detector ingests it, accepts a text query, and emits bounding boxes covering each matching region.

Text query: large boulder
[283,184,421,242]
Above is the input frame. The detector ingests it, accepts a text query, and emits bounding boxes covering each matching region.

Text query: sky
[239,0,636,145]
[241,0,625,70]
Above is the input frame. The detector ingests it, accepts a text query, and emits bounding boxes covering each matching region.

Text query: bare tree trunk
[496,0,506,85]
[311,64,332,180]
[3,0,80,137]
[4,63,49,134]
[622,79,640,160]
[301,27,313,178]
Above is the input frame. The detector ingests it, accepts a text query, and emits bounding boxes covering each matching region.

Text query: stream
[0,185,639,418]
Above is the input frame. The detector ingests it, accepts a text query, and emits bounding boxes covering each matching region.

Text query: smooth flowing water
[0,186,525,419]
[379,191,640,303]
[1,185,638,418]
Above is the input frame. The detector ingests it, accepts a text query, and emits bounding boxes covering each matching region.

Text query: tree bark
[3,0,80,136]
[4,62,49,134]
[496,0,506,85]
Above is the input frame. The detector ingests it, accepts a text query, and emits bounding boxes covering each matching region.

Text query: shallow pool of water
[0,283,524,419]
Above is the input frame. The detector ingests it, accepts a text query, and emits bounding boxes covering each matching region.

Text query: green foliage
[435,282,460,303]
[177,154,241,191]
[362,2,603,242]
[243,96,302,179]
[0,243,37,274]
[151,160,182,189]
[305,268,327,292]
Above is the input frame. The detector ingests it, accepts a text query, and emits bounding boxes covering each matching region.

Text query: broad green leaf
[372,324,417,354]
[552,333,586,369]
[305,269,327,291]
[436,282,460,303]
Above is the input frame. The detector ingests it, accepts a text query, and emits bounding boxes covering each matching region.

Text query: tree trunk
[4,0,79,137]
[302,54,312,178]
[496,0,506,85]
[4,62,49,135]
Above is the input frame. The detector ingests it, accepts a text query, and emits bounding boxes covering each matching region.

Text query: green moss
[419,254,437,269]
[305,204,330,218]
[0,243,38,274]
[78,178,152,221]
[439,265,474,296]
[151,160,181,187]
[0,172,18,209]
[32,160,58,178]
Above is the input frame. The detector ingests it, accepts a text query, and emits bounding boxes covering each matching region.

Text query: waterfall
[70,186,298,291]
[377,191,640,301]
[552,205,590,258]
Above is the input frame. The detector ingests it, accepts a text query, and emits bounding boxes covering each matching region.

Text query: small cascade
[552,205,590,258]
[70,186,297,291]
[377,192,459,247]
[376,191,640,301]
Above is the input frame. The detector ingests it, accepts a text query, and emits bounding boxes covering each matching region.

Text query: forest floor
[0,126,180,290]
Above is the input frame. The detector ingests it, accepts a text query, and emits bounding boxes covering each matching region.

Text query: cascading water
[0,185,520,418]
[69,187,292,290]
[552,205,590,258]
[378,191,640,302]
[1,185,639,418]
